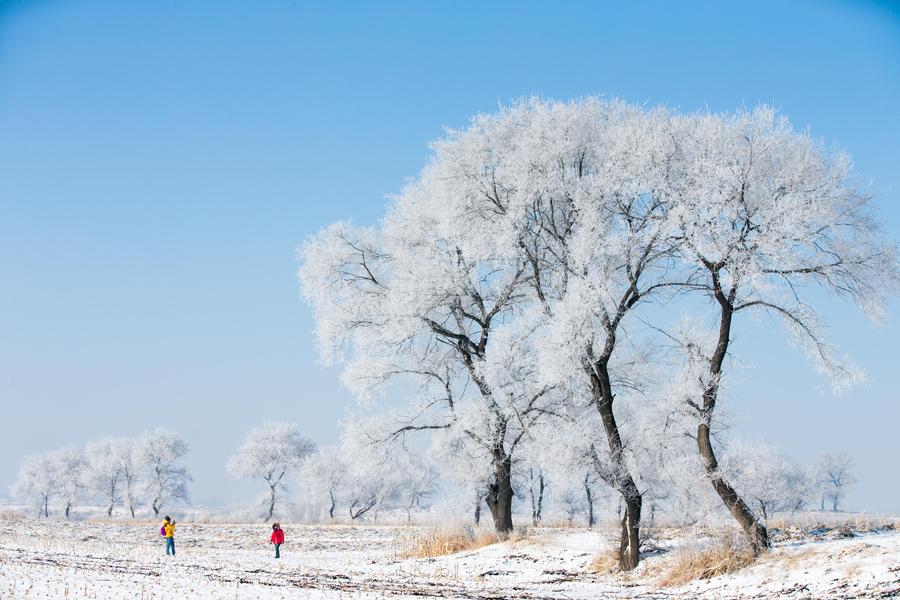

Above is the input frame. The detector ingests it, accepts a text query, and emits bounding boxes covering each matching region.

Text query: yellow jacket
[163,522,175,538]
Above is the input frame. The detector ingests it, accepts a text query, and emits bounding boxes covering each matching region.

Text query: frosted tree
[394,98,685,568]
[300,202,562,535]
[48,447,87,519]
[390,452,439,523]
[85,438,127,517]
[721,441,811,520]
[300,445,348,519]
[227,422,315,521]
[116,439,142,518]
[12,452,57,517]
[815,452,857,512]
[134,429,192,516]
[526,466,546,526]
[668,107,898,554]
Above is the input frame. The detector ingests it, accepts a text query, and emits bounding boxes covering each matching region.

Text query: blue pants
[274,543,281,558]
[165,537,175,556]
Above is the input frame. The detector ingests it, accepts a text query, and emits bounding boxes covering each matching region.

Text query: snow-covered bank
[1,520,897,599]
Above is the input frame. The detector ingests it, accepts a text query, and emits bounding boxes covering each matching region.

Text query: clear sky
[1,0,898,511]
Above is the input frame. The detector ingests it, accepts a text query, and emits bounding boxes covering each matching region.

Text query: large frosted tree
[667,107,898,553]
[301,205,561,535]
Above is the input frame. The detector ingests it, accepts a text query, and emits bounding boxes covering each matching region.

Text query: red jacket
[271,528,284,544]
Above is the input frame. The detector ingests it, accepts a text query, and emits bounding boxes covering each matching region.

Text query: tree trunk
[65,503,71,519]
[43,495,49,518]
[832,497,838,512]
[584,476,596,528]
[129,502,136,519]
[328,489,336,519]
[484,453,514,536]
[589,355,642,570]
[619,496,641,570]
[474,492,482,525]
[107,502,114,518]
[529,469,545,527]
[265,484,276,522]
[698,288,769,555]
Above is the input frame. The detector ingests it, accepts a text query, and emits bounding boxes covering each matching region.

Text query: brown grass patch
[658,538,755,587]
[399,526,529,559]
[590,550,620,575]
[0,509,23,522]
[774,547,818,570]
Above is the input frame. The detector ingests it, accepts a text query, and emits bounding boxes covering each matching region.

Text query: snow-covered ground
[1,518,898,599]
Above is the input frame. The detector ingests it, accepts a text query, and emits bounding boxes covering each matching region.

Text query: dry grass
[767,513,899,532]
[590,550,620,575]
[0,510,23,522]
[773,547,818,570]
[657,536,756,587]
[398,526,529,559]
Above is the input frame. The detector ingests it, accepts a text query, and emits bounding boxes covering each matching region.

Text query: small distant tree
[117,439,142,518]
[135,429,192,516]
[12,452,56,517]
[85,438,127,517]
[227,422,315,522]
[816,453,857,512]
[49,447,87,519]
[723,441,811,521]
[526,466,546,527]
[301,445,348,519]
[389,452,439,523]
[342,459,392,521]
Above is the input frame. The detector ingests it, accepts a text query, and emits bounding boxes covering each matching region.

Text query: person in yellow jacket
[161,516,176,556]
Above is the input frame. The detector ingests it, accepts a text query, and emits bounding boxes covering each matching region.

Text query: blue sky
[1,0,898,511]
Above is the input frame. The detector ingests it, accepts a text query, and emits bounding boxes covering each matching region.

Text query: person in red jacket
[270,523,285,558]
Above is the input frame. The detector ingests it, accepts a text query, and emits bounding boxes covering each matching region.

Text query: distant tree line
[12,429,191,518]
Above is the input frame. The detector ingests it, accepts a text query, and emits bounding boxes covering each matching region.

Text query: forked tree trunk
[484,453,514,536]
[699,286,769,555]
[589,356,642,571]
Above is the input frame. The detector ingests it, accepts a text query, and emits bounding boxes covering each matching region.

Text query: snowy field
[1,518,899,599]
